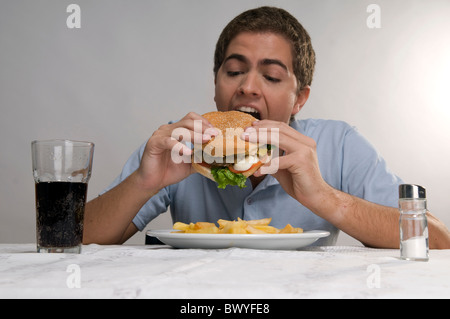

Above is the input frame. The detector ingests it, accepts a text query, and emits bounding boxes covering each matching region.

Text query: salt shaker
[399,184,429,261]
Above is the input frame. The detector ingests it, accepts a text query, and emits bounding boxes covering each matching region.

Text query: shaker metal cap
[399,184,426,199]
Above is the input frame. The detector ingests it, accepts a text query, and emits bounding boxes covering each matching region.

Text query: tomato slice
[228,162,261,174]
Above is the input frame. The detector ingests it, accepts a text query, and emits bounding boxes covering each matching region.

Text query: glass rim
[31,139,94,147]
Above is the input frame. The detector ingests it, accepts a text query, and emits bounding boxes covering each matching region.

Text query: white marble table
[0,244,448,299]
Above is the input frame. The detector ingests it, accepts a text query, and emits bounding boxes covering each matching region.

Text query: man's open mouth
[235,106,261,120]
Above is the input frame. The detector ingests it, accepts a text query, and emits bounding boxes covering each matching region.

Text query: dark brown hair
[214,6,316,91]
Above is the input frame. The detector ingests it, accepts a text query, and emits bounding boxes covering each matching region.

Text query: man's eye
[227,71,243,77]
[265,75,281,83]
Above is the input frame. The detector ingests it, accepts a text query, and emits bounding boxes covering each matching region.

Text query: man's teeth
[237,106,259,114]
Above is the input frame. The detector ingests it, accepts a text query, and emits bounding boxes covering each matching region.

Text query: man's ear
[291,85,311,116]
[213,76,217,104]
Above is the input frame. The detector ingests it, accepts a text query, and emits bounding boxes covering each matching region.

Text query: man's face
[214,32,307,124]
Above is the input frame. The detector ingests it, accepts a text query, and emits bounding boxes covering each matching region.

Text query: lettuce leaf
[211,166,247,189]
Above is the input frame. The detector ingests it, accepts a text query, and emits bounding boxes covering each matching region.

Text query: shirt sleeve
[99,143,145,195]
[340,126,403,207]
[100,142,171,231]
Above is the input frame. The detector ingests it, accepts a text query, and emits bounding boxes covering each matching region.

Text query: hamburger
[192,111,271,189]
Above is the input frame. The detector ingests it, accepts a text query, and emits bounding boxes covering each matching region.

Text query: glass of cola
[32,140,94,253]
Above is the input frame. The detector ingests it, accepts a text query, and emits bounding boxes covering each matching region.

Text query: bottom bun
[192,162,264,183]
[191,162,215,182]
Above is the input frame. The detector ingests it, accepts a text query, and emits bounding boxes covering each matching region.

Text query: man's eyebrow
[260,59,288,72]
[223,53,248,64]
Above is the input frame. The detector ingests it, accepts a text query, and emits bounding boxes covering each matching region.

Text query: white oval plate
[146,229,330,250]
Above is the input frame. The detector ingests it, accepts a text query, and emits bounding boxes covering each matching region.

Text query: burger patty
[193,151,252,167]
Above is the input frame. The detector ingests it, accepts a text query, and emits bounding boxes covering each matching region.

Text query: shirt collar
[252,174,279,193]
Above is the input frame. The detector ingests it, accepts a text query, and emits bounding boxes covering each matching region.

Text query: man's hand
[243,119,329,208]
[136,112,218,194]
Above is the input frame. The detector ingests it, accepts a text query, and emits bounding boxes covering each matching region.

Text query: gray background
[1,0,449,245]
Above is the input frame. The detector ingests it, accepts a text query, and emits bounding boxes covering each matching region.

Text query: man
[83,7,450,248]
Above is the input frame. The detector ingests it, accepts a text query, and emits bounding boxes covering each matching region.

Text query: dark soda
[35,181,87,248]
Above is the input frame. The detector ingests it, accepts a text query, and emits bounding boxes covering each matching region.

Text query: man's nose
[238,72,261,97]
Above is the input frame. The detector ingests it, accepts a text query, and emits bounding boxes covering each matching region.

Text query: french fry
[253,225,279,234]
[221,219,247,234]
[188,222,219,233]
[239,217,272,226]
[173,219,303,235]
[173,222,189,232]
[245,224,269,234]
[194,222,217,229]
[217,219,233,229]
[279,224,303,234]
[172,222,219,233]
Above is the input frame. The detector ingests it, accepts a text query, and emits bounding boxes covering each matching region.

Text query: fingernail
[241,132,250,140]
[205,127,220,136]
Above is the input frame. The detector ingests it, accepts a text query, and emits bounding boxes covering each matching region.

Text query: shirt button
[246,197,253,205]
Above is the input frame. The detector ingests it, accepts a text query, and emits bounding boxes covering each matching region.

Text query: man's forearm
[324,189,400,248]
[307,186,450,249]
[426,212,450,249]
[83,171,157,244]
[302,185,400,248]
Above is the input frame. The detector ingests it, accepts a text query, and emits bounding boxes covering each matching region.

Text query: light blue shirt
[102,119,403,246]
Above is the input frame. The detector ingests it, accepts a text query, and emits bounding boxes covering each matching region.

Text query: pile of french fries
[172,218,303,234]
